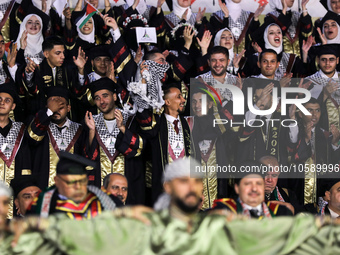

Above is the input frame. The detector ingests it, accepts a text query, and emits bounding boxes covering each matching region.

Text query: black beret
[57,151,96,175]
[316,44,339,57]
[45,86,70,101]
[88,44,111,61]
[0,83,21,104]
[90,77,118,99]
[10,175,40,198]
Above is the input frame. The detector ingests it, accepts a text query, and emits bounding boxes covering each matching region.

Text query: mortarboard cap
[57,151,96,175]
[90,77,118,99]
[45,86,70,101]
[10,175,40,198]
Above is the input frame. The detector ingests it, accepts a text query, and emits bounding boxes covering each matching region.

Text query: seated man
[260,155,302,215]
[10,175,41,217]
[102,173,128,205]
[319,176,340,218]
[27,152,121,219]
[213,160,293,218]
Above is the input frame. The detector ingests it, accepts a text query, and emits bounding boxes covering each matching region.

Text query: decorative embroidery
[48,120,81,152]
[0,122,23,159]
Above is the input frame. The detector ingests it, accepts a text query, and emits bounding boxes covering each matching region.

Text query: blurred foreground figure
[4,159,340,255]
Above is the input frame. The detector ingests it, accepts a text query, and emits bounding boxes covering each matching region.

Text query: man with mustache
[27,151,120,218]
[26,86,86,189]
[213,160,293,218]
[103,173,128,204]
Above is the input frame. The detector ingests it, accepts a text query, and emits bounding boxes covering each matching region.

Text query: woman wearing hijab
[246,23,307,79]
[251,0,312,58]
[16,14,44,66]
[210,0,266,54]
[319,0,340,14]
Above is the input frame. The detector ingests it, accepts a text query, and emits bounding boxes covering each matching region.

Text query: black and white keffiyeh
[127,60,170,113]
[0,121,23,159]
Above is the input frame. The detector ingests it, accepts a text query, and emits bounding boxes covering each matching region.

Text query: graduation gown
[26,109,85,189]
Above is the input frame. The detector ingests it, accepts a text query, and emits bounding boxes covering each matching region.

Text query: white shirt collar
[241,200,263,213]
[257,74,269,79]
[319,70,339,80]
[328,207,340,219]
[90,71,103,80]
[52,118,71,129]
[165,113,179,123]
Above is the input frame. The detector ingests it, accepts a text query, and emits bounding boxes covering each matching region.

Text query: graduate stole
[38,59,68,91]
[268,14,302,58]
[93,114,125,182]
[273,186,285,202]
[304,128,329,204]
[0,122,25,219]
[258,111,281,161]
[326,96,340,130]
[47,124,83,187]
[56,193,102,220]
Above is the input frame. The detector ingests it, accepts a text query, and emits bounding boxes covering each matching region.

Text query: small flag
[78,1,99,29]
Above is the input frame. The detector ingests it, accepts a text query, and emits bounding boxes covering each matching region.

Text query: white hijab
[173,0,192,20]
[76,15,95,44]
[126,0,147,15]
[16,14,43,56]
[327,0,340,14]
[323,21,340,44]
[269,0,292,11]
[264,23,283,54]
[226,0,242,22]
[214,28,234,62]
[32,0,53,14]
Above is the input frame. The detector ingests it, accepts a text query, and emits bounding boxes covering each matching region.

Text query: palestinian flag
[78,2,99,29]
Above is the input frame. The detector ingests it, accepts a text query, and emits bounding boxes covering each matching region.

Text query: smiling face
[219,30,234,50]
[91,56,111,77]
[80,18,94,35]
[235,174,265,207]
[267,25,282,48]
[208,53,230,78]
[330,0,340,14]
[257,52,280,79]
[94,89,116,115]
[323,19,339,40]
[164,87,186,117]
[25,15,41,35]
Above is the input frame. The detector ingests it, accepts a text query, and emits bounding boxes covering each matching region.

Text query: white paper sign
[53,0,68,17]
[136,27,157,44]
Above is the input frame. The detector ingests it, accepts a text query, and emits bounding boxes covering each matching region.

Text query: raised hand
[317,27,327,45]
[106,61,117,82]
[25,57,38,74]
[63,6,71,19]
[132,0,140,10]
[288,96,298,120]
[256,83,274,109]
[218,0,229,18]
[196,7,206,24]
[254,2,267,21]
[20,31,28,50]
[282,0,288,15]
[7,43,18,68]
[304,121,313,143]
[115,109,125,133]
[73,47,88,75]
[252,42,262,53]
[47,96,65,113]
[85,111,95,131]
[331,124,340,146]
[301,0,309,12]
[103,14,118,30]
[236,73,243,89]
[196,30,212,55]
[233,49,246,68]
[134,45,143,64]
[323,79,339,101]
[183,26,194,50]
[279,73,292,88]
[302,36,313,63]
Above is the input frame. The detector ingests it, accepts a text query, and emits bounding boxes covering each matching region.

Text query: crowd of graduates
[0,0,340,223]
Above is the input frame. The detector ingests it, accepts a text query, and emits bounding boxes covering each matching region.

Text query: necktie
[173,120,179,135]
[57,126,66,133]
[249,209,259,218]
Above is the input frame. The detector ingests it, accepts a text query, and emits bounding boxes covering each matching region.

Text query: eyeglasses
[57,176,88,187]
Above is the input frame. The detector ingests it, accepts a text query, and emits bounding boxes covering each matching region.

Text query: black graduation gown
[26,109,85,190]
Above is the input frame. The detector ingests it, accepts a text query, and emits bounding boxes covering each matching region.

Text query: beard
[174,192,202,213]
